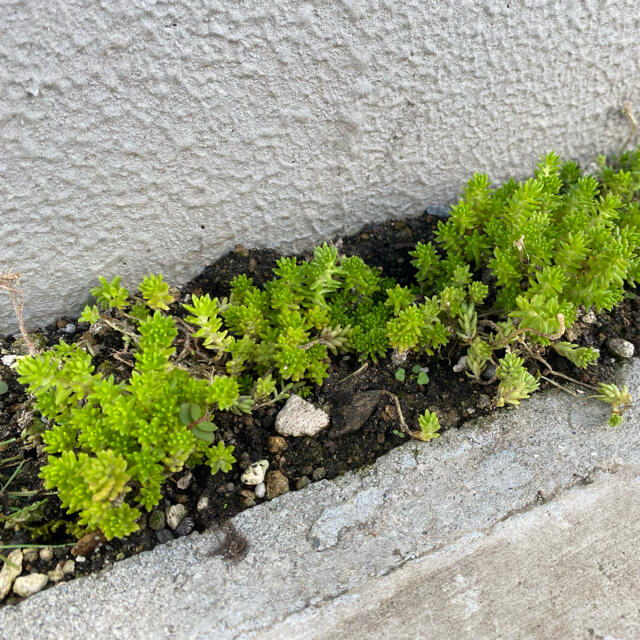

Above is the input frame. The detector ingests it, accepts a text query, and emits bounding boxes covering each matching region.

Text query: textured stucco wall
[1,0,639,332]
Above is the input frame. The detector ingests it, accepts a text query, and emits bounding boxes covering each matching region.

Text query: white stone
[196,495,209,512]
[607,338,634,359]
[62,560,75,574]
[177,471,193,490]
[275,395,330,437]
[166,504,188,530]
[0,549,23,601]
[254,483,266,499]
[581,310,597,324]
[47,564,65,583]
[22,549,38,563]
[1,354,17,367]
[38,548,54,562]
[241,460,269,486]
[453,355,468,373]
[13,573,48,598]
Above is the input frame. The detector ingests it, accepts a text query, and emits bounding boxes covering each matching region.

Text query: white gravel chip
[13,573,48,598]
[275,395,330,437]
[1,354,17,367]
[241,460,269,486]
[166,504,188,530]
[0,550,23,601]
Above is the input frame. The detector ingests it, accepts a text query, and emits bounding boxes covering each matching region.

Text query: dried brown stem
[0,269,36,355]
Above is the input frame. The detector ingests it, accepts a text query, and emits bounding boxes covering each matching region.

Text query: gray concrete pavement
[1,359,639,640]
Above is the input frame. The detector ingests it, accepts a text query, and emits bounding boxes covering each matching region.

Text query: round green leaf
[395,369,406,382]
[197,421,216,432]
[179,403,192,426]
[0,380,8,394]
[193,428,215,443]
[190,403,202,422]
[417,372,429,385]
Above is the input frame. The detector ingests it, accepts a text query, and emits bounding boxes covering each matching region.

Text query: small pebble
[312,467,326,481]
[453,355,467,373]
[166,504,188,530]
[23,549,38,563]
[148,510,166,531]
[176,517,195,537]
[295,476,311,490]
[62,323,76,335]
[196,495,209,511]
[582,310,597,324]
[481,364,497,381]
[241,495,256,508]
[254,482,266,499]
[155,529,174,544]
[13,573,48,598]
[47,564,65,584]
[0,549,23,601]
[176,471,193,490]
[38,548,54,562]
[241,460,269,486]
[75,556,86,563]
[1,354,17,367]
[275,395,330,437]
[268,436,288,455]
[71,531,106,557]
[607,337,635,359]
[265,470,289,499]
[62,560,75,574]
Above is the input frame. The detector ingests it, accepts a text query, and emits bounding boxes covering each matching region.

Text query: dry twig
[0,269,36,356]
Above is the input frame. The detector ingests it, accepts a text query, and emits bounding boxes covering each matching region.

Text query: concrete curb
[1,359,638,639]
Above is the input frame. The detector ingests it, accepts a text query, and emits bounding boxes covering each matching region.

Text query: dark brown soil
[1,212,638,605]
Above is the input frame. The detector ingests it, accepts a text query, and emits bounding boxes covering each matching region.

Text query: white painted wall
[1,0,639,331]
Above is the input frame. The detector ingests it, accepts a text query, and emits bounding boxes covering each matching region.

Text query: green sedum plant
[11,146,640,541]
[404,147,640,423]
[16,310,237,539]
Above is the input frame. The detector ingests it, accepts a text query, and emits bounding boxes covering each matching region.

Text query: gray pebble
[155,529,175,544]
[176,517,195,537]
[453,355,468,373]
[254,482,266,499]
[481,363,497,381]
[607,337,635,359]
[62,323,76,335]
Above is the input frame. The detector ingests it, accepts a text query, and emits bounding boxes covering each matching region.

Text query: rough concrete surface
[2,1,640,331]
[0,358,639,639]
